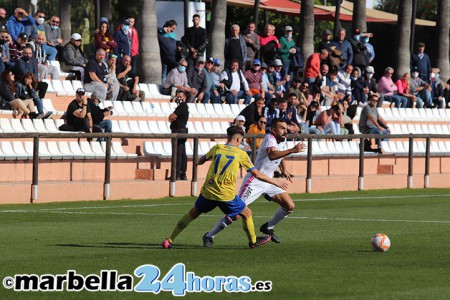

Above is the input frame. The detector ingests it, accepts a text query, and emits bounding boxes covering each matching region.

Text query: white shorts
[238,175,285,205]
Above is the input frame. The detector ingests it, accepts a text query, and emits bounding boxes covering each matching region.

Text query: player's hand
[292,142,307,153]
[275,180,288,190]
[283,172,293,183]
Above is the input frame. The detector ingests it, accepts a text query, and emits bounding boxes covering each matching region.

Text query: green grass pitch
[1,188,450,299]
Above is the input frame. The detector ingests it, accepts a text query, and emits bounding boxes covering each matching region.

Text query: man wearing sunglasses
[246,117,267,149]
[44,15,63,51]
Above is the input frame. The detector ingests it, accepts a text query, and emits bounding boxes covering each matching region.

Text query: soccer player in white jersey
[203,118,306,247]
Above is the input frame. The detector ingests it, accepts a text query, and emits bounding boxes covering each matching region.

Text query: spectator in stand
[23,12,37,45]
[0,70,38,118]
[181,14,208,64]
[279,26,296,76]
[277,98,301,134]
[273,59,290,98]
[203,57,220,103]
[378,67,408,108]
[315,105,342,135]
[116,54,144,101]
[6,8,35,42]
[246,116,267,149]
[44,15,63,51]
[242,22,260,70]
[83,48,110,101]
[103,53,120,101]
[34,33,60,81]
[331,28,353,69]
[304,49,329,91]
[361,34,375,63]
[158,19,178,84]
[114,19,131,58]
[259,24,280,63]
[350,67,368,105]
[410,66,432,108]
[161,58,197,100]
[33,12,57,61]
[299,81,313,107]
[305,100,321,135]
[13,46,48,100]
[88,92,112,140]
[61,33,88,81]
[361,66,383,107]
[62,88,96,134]
[318,30,333,52]
[94,21,117,56]
[224,24,247,69]
[429,68,444,108]
[260,62,275,104]
[444,79,450,108]
[187,57,208,103]
[286,76,302,100]
[239,97,265,131]
[315,64,338,106]
[348,28,370,72]
[395,72,423,108]
[244,59,264,101]
[337,64,353,99]
[8,32,29,64]
[0,8,7,32]
[127,17,140,72]
[18,72,51,118]
[411,42,431,82]
[220,59,252,104]
[233,115,251,151]
[263,98,279,130]
[358,93,390,152]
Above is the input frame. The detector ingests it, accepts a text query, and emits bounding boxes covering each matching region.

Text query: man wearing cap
[203,57,220,103]
[61,33,88,81]
[224,24,247,69]
[244,59,264,100]
[318,30,333,52]
[88,92,113,140]
[8,32,29,63]
[114,19,132,58]
[187,58,208,103]
[169,89,189,180]
[44,15,63,51]
[331,28,353,69]
[83,48,109,101]
[279,26,296,76]
[234,115,251,151]
[220,59,252,104]
[362,66,383,107]
[6,8,35,42]
[411,42,431,82]
[64,88,95,134]
[348,28,370,71]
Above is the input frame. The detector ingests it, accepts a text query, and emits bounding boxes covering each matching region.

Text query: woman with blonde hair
[0,70,38,118]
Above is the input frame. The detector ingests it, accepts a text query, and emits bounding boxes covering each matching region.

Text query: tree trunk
[299,0,315,60]
[394,0,412,80]
[58,0,72,43]
[436,0,449,82]
[100,0,112,23]
[254,0,260,25]
[353,0,367,32]
[207,0,226,65]
[137,0,161,83]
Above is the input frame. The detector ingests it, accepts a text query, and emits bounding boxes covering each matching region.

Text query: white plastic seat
[185,141,194,157]
[212,103,226,118]
[220,121,231,133]
[403,108,414,121]
[79,141,99,158]
[211,122,223,134]
[194,122,206,134]
[157,121,171,134]
[187,103,201,118]
[42,99,62,115]
[46,141,65,159]
[202,121,215,134]
[220,103,235,118]
[71,80,83,91]
[51,80,67,96]
[311,141,324,155]
[32,119,49,133]
[24,141,52,159]
[199,141,211,154]
[122,101,138,117]
[140,102,156,117]
[414,141,426,154]
[406,124,416,134]
[160,102,173,117]
[148,121,162,134]
[67,141,86,159]
[89,141,106,157]
[21,119,37,133]
[42,79,55,93]
[195,103,211,118]
[229,104,241,116]
[138,83,151,98]
[57,141,75,159]
[12,141,32,159]
[10,119,26,133]
[128,120,142,133]
[148,84,171,100]
[44,119,60,132]
[435,125,445,135]
[162,141,172,156]
[62,80,76,96]
[150,102,165,117]
[187,121,197,134]
[430,141,444,154]
[118,120,133,133]
[131,102,147,117]
[143,141,160,157]
[1,141,22,160]
[380,141,392,154]
[112,101,128,117]
[138,120,152,133]
[204,104,217,117]
[152,141,171,157]
[400,124,409,134]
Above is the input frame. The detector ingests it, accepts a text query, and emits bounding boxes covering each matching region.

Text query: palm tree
[436,0,449,81]
[208,0,227,65]
[299,0,314,60]
[137,0,161,83]
[394,0,413,79]
[59,0,72,42]
[353,0,367,33]
[100,0,112,22]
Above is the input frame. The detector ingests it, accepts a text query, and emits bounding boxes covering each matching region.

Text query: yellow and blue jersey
[200,144,255,201]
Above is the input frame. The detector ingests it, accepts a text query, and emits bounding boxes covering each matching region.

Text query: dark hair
[287,92,297,98]
[330,105,340,112]
[192,14,200,19]
[21,72,38,90]
[227,125,245,140]
[1,69,16,93]
[164,19,177,27]
[34,11,45,17]
[270,118,287,130]
[175,89,187,96]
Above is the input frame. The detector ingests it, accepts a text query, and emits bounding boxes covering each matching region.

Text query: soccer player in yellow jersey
[162,125,288,249]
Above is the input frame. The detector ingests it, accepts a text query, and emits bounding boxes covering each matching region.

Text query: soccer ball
[371,233,391,252]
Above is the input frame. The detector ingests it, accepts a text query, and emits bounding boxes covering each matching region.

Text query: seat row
[389,123,450,135]
[143,140,374,158]
[0,140,136,160]
[381,141,450,155]
[378,107,450,122]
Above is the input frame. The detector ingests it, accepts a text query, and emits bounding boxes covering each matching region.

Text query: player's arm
[249,168,288,190]
[267,143,306,161]
[280,159,293,182]
[197,155,211,166]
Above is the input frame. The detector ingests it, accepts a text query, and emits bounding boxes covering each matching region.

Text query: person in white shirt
[220,59,252,104]
[202,118,306,247]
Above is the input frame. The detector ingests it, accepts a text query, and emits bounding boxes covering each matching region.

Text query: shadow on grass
[54,242,244,250]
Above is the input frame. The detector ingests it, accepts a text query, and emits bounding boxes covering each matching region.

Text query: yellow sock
[168,212,195,242]
[242,215,256,244]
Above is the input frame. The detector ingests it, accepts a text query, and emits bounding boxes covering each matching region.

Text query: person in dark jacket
[411,42,431,83]
[114,19,131,58]
[330,28,353,70]
[0,69,38,118]
[181,14,208,64]
[158,19,178,84]
[169,90,189,180]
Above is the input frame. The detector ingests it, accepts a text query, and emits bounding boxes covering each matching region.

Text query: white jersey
[239,134,287,205]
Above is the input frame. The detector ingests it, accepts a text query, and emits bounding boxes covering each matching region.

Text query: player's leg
[239,206,272,248]
[260,192,295,243]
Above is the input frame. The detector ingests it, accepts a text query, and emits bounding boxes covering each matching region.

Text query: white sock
[206,216,233,238]
[267,207,291,229]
